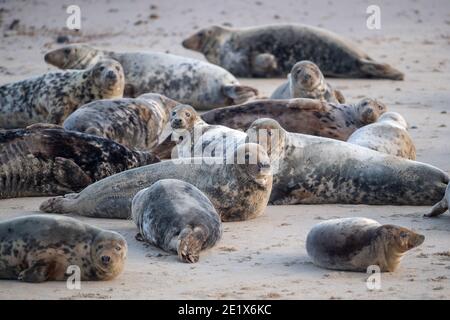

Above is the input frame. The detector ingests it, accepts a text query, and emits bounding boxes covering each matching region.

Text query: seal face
[270,61,345,103]
[306,217,424,272]
[201,98,387,141]
[132,179,222,263]
[0,59,124,129]
[246,118,448,205]
[425,184,450,218]
[63,93,179,151]
[347,112,416,160]
[0,125,159,199]
[182,24,404,79]
[0,215,127,282]
[169,104,247,159]
[39,143,273,222]
[44,44,258,109]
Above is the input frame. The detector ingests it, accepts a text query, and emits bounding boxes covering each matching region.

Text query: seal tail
[39,193,78,214]
[177,226,206,263]
[223,84,258,105]
[358,58,404,80]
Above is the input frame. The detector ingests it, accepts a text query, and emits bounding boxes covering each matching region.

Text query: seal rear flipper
[252,53,278,76]
[222,84,258,105]
[334,89,346,104]
[39,193,78,214]
[358,59,404,80]
[177,227,206,263]
[424,198,448,218]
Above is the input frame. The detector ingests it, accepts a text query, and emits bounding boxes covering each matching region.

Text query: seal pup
[306,217,425,272]
[247,118,448,205]
[270,60,345,103]
[201,98,387,141]
[169,104,247,158]
[40,143,273,222]
[44,44,258,109]
[63,93,179,151]
[425,184,450,218]
[0,124,159,199]
[0,215,127,282]
[0,59,124,128]
[347,112,416,160]
[132,179,222,263]
[182,24,405,79]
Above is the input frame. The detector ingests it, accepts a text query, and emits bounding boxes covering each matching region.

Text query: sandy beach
[0,0,449,299]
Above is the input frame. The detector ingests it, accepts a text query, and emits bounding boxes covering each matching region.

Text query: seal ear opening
[222,84,258,105]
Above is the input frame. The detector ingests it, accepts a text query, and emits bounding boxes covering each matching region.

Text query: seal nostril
[101,255,111,264]
[106,70,116,79]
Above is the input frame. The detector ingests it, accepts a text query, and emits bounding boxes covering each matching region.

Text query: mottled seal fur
[425,184,450,218]
[44,44,258,109]
[247,118,448,205]
[201,98,387,141]
[347,112,416,160]
[182,24,404,79]
[270,60,345,103]
[0,124,159,199]
[306,217,424,272]
[0,215,127,282]
[0,59,124,128]
[132,179,222,263]
[40,143,272,222]
[63,93,178,151]
[169,104,246,158]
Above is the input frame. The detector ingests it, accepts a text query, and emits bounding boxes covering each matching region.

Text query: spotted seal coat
[182,24,404,79]
[306,217,425,272]
[0,59,124,129]
[40,143,272,222]
[63,93,178,151]
[132,179,222,263]
[270,60,345,103]
[0,215,127,282]
[44,44,258,109]
[0,124,159,199]
[247,118,448,205]
[347,112,416,160]
[425,184,450,218]
[201,98,387,141]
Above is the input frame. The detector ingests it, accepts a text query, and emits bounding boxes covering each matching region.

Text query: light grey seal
[132,179,222,263]
[44,44,258,109]
[306,217,425,272]
[270,60,345,103]
[182,24,405,79]
[0,215,127,282]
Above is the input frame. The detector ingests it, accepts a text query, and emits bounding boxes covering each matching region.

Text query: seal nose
[172,118,183,127]
[106,70,117,81]
[101,255,111,265]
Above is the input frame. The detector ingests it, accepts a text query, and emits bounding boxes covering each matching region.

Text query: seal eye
[267,131,273,137]
[245,154,250,161]
[172,112,176,116]
[115,246,121,251]
[400,232,409,239]
[64,48,71,55]
[185,112,191,117]
[99,66,105,71]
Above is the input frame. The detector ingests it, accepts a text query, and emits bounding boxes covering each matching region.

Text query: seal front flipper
[152,134,177,160]
[18,261,53,283]
[54,157,92,190]
[222,84,258,105]
[334,89,346,104]
[358,58,404,80]
[252,53,278,76]
[177,227,206,263]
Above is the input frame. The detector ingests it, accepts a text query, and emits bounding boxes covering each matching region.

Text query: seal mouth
[171,119,185,129]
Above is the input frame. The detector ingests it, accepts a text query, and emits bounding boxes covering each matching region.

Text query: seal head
[91,231,128,280]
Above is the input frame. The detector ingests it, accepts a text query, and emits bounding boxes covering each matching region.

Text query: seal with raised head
[246,118,448,205]
[40,143,272,222]
[44,44,258,109]
[63,93,179,151]
[0,59,124,129]
[347,112,416,160]
[0,215,127,282]
[132,179,222,263]
[169,104,247,158]
[306,217,425,272]
[201,97,387,141]
[270,60,345,103]
[0,124,159,199]
[182,24,404,80]
[425,184,450,218]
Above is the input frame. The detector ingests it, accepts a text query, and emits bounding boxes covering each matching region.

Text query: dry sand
[0,0,449,299]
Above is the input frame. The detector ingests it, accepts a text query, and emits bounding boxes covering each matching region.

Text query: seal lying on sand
[201,98,387,140]
[182,24,404,79]
[132,179,222,263]
[0,124,159,199]
[306,217,424,272]
[425,184,450,218]
[347,112,416,160]
[247,118,448,205]
[270,60,345,103]
[0,59,124,128]
[44,44,258,109]
[0,215,127,282]
[63,94,178,151]
[40,143,272,222]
